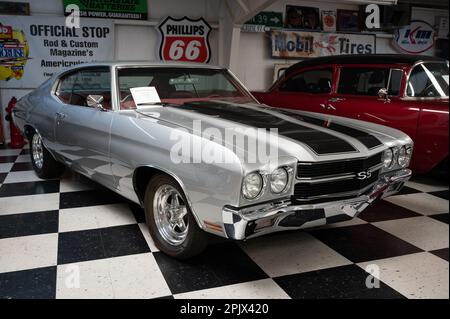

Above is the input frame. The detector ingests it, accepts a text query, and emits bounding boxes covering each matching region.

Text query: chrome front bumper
[221,168,412,240]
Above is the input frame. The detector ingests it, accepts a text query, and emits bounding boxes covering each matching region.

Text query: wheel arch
[132,165,203,228]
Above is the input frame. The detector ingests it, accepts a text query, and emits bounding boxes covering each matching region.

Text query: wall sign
[63,0,148,20]
[0,15,114,88]
[321,10,336,32]
[158,16,211,63]
[242,11,283,33]
[394,20,436,54]
[271,30,375,59]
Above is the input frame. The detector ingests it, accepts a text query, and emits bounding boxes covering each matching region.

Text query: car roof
[64,61,224,69]
[285,54,447,75]
[52,61,225,79]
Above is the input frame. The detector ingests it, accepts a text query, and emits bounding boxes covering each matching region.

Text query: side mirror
[86,95,106,111]
[377,88,390,103]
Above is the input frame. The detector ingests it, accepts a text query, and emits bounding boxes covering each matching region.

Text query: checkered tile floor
[0,144,448,299]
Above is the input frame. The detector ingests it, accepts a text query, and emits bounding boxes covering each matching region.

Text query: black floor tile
[0,180,60,197]
[59,188,125,209]
[429,213,449,224]
[0,210,59,239]
[428,190,449,200]
[153,243,268,294]
[0,173,6,184]
[430,248,449,261]
[359,200,421,222]
[0,266,56,299]
[10,162,34,172]
[0,156,17,163]
[20,149,30,155]
[310,224,422,263]
[274,264,405,299]
[128,202,146,223]
[57,224,150,264]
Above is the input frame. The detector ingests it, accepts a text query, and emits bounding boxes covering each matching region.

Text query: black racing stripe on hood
[277,110,383,149]
[170,102,357,155]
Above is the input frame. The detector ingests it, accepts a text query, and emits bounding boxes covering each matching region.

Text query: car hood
[134,101,412,163]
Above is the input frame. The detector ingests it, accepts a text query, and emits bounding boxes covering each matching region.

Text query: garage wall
[237,1,448,91]
[0,0,221,142]
[0,0,447,141]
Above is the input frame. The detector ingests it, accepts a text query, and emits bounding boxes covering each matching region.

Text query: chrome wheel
[153,184,189,246]
[31,133,44,170]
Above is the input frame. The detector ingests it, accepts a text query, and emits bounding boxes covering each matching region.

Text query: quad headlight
[270,167,289,194]
[382,148,394,168]
[397,145,412,167]
[242,172,263,199]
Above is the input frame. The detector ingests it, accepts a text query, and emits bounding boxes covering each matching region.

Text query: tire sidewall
[29,131,45,177]
[144,175,205,258]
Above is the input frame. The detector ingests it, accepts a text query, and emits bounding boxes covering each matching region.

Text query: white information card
[130,87,161,108]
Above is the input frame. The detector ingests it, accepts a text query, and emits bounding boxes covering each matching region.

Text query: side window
[55,72,77,104]
[56,67,112,109]
[388,69,403,96]
[279,68,332,94]
[406,63,449,98]
[338,68,389,96]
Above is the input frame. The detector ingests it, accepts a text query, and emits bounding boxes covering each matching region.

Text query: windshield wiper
[135,102,174,107]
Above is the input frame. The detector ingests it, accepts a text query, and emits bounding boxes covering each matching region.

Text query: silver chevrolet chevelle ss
[14,62,413,259]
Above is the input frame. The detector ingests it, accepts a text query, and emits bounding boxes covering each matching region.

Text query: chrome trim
[222,169,412,240]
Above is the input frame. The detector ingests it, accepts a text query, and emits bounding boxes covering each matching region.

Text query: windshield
[406,62,449,98]
[118,67,255,109]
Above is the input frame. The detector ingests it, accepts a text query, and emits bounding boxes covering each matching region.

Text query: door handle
[56,112,66,119]
[328,97,345,103]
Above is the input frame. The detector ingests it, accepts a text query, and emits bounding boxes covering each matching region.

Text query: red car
[253,54,449,174]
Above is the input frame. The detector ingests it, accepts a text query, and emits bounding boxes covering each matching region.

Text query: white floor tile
[0,233,58,273]
[56,253,171,299]
[0,149,22,156]
[0,163,14,173]
[59,176,99,193]
[59,204,137,233]
[406,180,449,193]
[358,252,449,299]
[138,223,160,252]
[3,171,45,184]
[374,216,449,251]
[174,279,290,299]
[0,193,60,216]
[385,193,449,215]
[240,232,351,277]
[14,155,31,163]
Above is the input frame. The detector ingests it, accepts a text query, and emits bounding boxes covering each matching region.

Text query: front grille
[294,153,382,202]
[294,170,379,200]
[297,153,382,178]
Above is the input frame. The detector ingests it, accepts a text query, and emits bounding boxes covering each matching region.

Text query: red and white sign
[158,16,211,63]
[394,20,436,54]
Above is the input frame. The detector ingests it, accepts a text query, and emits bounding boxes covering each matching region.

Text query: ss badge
[357,171,372,180]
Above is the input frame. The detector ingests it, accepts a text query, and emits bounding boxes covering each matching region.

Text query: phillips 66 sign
[158,16,212,63]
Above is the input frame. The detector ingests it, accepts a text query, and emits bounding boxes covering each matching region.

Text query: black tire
[29,130,65,179]
[144,174,208,259]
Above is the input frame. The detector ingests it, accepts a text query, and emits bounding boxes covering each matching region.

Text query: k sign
[158,16,211,63]
[394,20,436,54]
